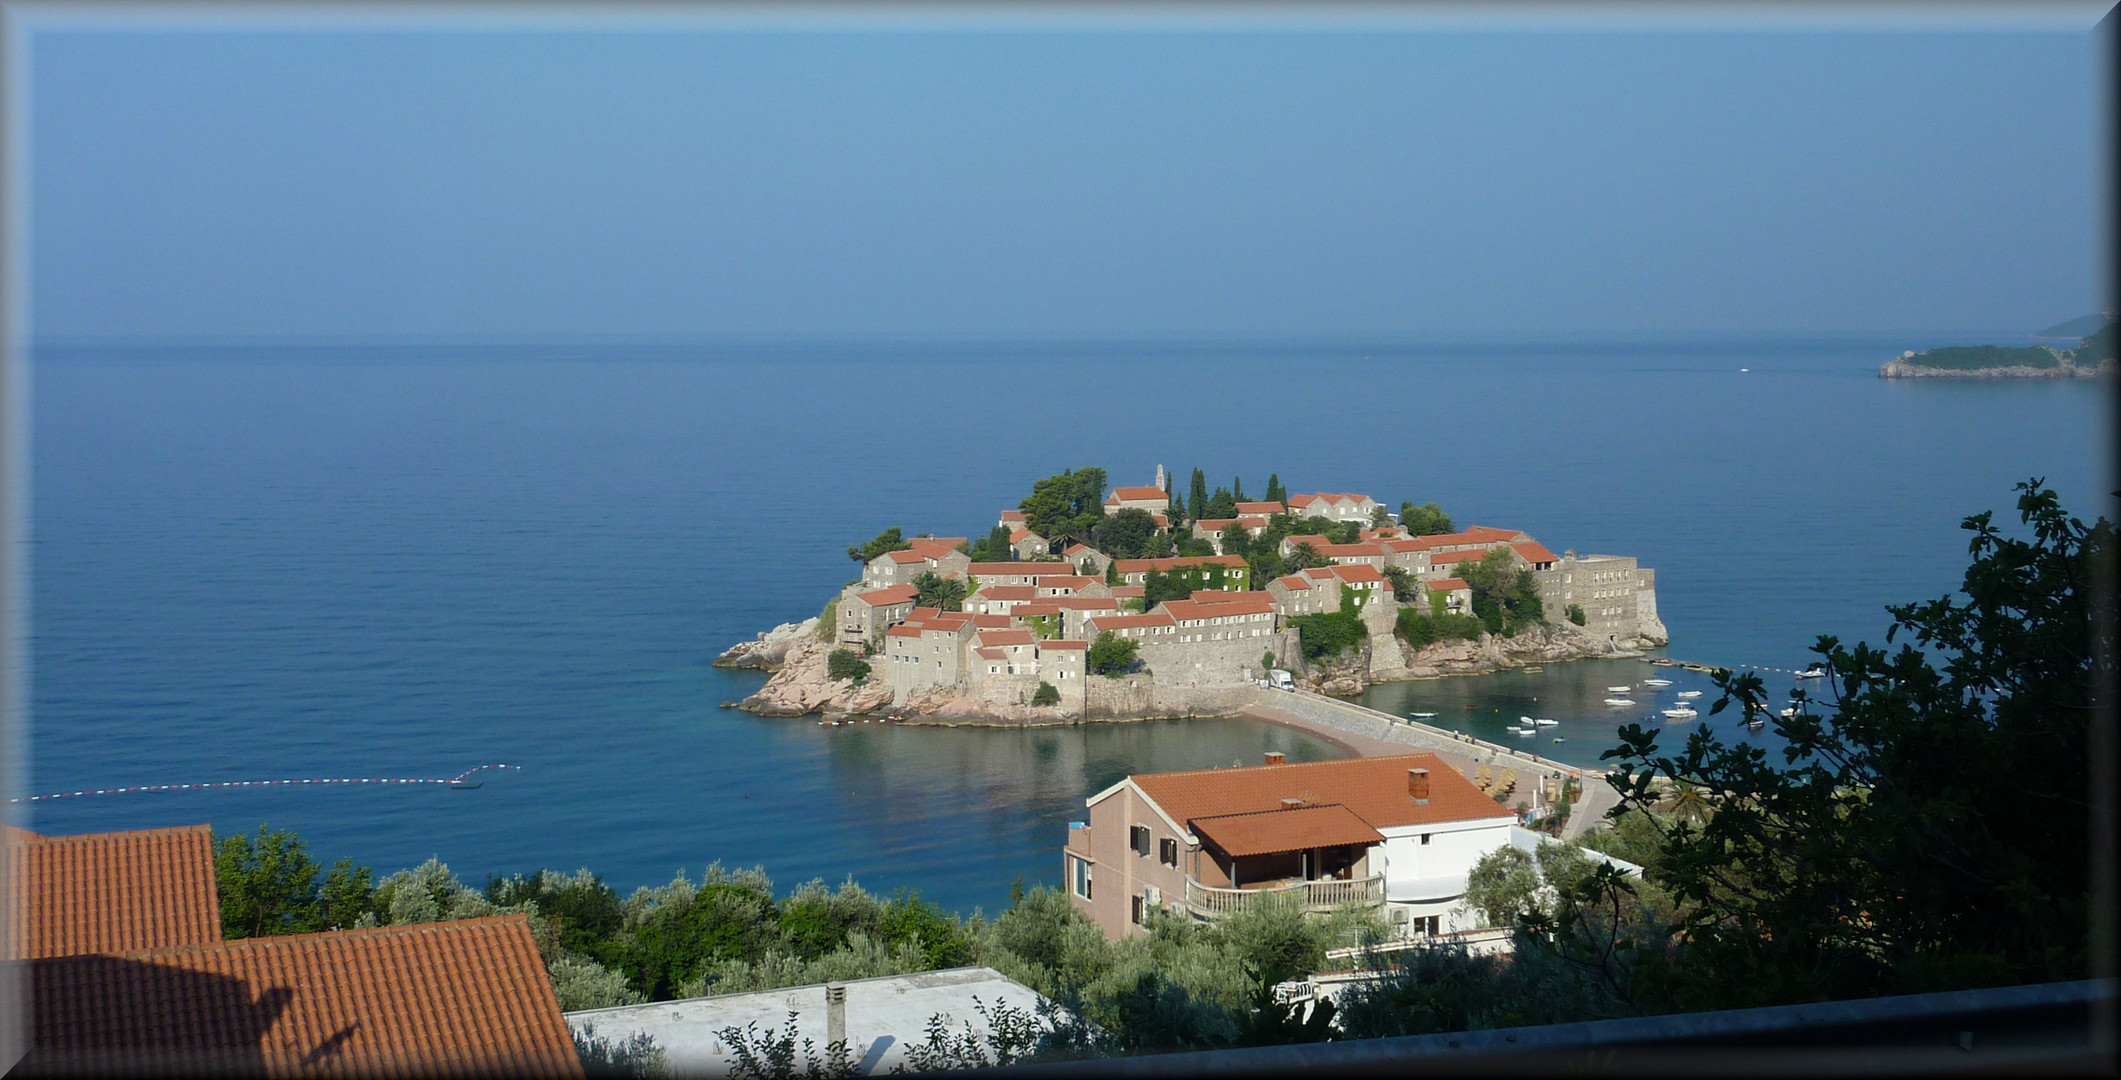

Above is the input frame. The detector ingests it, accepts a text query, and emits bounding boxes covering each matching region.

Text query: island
[1881,318,2115,378]
[717,467,1667,725]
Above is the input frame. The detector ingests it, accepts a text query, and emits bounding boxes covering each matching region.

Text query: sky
[24,12,2111,342]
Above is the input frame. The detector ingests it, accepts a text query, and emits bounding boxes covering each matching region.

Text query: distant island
[1882,318,2115,379]
[715,466,1666,726]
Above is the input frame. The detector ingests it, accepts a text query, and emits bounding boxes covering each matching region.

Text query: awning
[1190,804,1386,858]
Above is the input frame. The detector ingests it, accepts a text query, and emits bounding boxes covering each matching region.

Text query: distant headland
[1882,316,2115,379]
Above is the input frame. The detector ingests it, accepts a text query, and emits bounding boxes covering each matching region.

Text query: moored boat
[1660,705,1698,720]
[1676,690,1702,699]
[1795,665,1827,679]
[1603,697,1635,707]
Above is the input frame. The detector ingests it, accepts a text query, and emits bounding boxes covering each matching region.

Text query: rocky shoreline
[715,613,1666,725]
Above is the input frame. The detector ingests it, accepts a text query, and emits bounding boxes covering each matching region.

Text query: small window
[1421,833,1432,846]
[1130,825,1151,856]
[1073,856,1093,900]
[1130,895,1144,925]
[1159,837,1179,866]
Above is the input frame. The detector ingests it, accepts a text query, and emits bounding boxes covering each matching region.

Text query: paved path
[1562,774,1623,839]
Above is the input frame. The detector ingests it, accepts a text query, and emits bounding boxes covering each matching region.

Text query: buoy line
[8,764,519,804]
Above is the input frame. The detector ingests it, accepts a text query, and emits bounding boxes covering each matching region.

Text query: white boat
[1606,686,1632,693]
[1676,690,1703,699]
[1410,711,1437,719]
[1523,666,1543,673]
[1642,678,1673,687]
[1794,665,1827,679]
[1603,697,1635,707]
[1519,715,1536,725]
[1513,727,1536,737]
[1533,717,1559,727]
[1779,705,1801,719]
[1661,706,1698,720]
[1552,737,1566,744]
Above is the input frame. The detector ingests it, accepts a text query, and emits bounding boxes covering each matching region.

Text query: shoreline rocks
[713,618,820,671]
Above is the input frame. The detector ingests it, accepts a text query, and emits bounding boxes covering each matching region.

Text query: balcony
[1184,874,1384,919]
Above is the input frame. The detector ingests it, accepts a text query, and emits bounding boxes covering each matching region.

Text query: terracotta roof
[883,550,930,564]
[978,586,1039,601]
[1235,502,1284,515]
[1008,603,1063,617]
[1109,586,1145,598]
[1106,486,1170,503]
[1271,575,1311,591]
[848,584,918,607]
[1454,526,1526,544]
[1429,577,1471,592]
[1236,515,1269,529]
[1193,518,1238,531]
[1380,538,1433,553]
[976,629,1036,647]
[1040,640,1088,650]
[1047,597,1119,610]
[907,537,967,556]
[1302,567,1336,580]
[1190,804,1387,858]
[976,647,1006,661]
[1429,549,1493,565]
[1289,493,1375,508]
[1037,575,1098,589]
[906,606,940,620]
[1158,597,1274,621]
[27,915,581,1077]
[1060,543,1097,557]
[1189,590,1274,606]
[1127,753,1513,831]
[1327,563,1386,584]
[1312,542,1385,558]
[969,614,1011,629]
[1000,510,1026,522]
[1151,514,1170,529]
[966,562,1084,577]
[1113,555,1246,573]
[8,825,222,961]
[1511,541,1560,564]
[1009,529,1041,543]
[885,625,925,639]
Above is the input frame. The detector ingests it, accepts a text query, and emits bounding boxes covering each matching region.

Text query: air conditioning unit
[1143,884,1161,907]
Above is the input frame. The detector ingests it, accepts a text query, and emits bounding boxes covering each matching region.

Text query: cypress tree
[1189,468,1208,523]
[1265,474,1286,504]
[1233,476,1247,503]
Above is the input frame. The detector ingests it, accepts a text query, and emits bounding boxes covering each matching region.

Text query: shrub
[1565,603,1585,626]
[826,649,869,684]
[815,594,838,641]
[1087,631,1140,676]
[1032,681,1060,706]
[1397,608,1484,648]
[1290,611,1365,661]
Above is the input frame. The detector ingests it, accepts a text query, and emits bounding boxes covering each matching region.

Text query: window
[1421,833,1432,846]
[1130,895,1144,925]
[1072,856,1092,900]
[1159,837,1179,866]
[1129,825,1151,856]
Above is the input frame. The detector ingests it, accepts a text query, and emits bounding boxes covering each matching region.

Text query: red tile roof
[976,629,1035,647]
[1009,529,1040,543]
[27,915,582,1077]
[1428,577,1470,592]
[1327,563,1386,584]
[1086,613,1178,632]
[1106,486,1170,503]
[1288,493,1375,508]
[883,550,930,564]
[1109,586,1145,598]
[977,586,1039,601]
[1008,603,1063,618]
[966,562,1085,577]
[1037,575,1099,591]
[8,825,222,961]
[1000,510,1026,522]
[967,614,1010,629]
[847,584,919,607]
[1128,753,1513,831]
[1159,597,1274,621]
[1511,541,1560,564]
[1190,804,1387,858]
[1429,549,1494,565]
[1188,590,1274,606]
[1271,575,1312,591]
[975,647,1006,661]
[885,625,925,639]
[1041,640,1088,650]
[1235,501,1284,515]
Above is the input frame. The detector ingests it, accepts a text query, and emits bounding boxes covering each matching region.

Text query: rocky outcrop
[738,635,893,717]
[1301,620,1649,694]
[1880,348,2114,379]
[715,618,821,671]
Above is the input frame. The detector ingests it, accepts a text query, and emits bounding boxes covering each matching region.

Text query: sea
[25,338,2111,915]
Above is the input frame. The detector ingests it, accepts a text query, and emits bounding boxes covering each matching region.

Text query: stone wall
[1137,630,1298,693]
[1255,690,1589,785]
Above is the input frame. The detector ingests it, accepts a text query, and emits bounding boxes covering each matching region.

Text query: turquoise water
[27,339,2109,912]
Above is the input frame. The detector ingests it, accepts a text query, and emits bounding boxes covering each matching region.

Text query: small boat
[1410,711,1437,719]
[1606,686,1632,693]
[1523,666,1543,674]
[1779,705,1801,719]
[1552,737,1565,744]
[1534,717,1558,727]
[1642,678,1673,688]
[1603,698,1635,707]
[1795,665,1827,679]
[1661,706,1698,720]
[1652,658,1675,666]
[1513,727,1536,737]
[1676,690,1702,699]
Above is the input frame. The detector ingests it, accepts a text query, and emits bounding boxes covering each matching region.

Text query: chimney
[1281,797,1305,810]
[1408,768,1430,803]
[825,982,847,1049]
[1264,751,1285,766]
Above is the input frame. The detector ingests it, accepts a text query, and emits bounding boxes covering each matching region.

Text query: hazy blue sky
[28,21,2107,341]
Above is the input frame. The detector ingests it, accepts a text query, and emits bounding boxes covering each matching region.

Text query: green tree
[1379,564,1417,600]
[968,525,1014,563]
[1284,540,1324,573]
[912,571,968,612]
[1105,558,1122,586]
[847,527,912,563]
[1019,468,1107,544]
[1325,520,1362,545]
[1142,569,1192,610]
[1201,488,1237,521]
[826,649,871,684]
[1232,476,1248,503]
[1290,611,1365,661]
[1566,603,1586,626]
[1400,502,1454,536]
[1461,548,1544,635]
[215,825,375,939]
[1091,508,1160,559]
[1600,479,2109,1010]
[1218,523,1252,558]
[1087,631,1141,676]
[1245,548,1285,586]
[1264,474,1286,505]
[1172,535,1217,558]
[1032,681,1060,706]
[1464,846,1542,928]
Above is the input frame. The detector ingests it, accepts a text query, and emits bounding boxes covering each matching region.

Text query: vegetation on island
[1893,321,2115,373]
[912,571,968,612]
[1031,681,1060,706]
[1086,631,1141,676]
[1090,508,1167,559]
[826,649,870,684]
[1399,502,1453,536]
[846,527,912,563]
[1017,467,1109,545]
[1458,548,1546,636]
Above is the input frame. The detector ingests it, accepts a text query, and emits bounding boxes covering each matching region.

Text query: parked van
[1268,669,1296,692]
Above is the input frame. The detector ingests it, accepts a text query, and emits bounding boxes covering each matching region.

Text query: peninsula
[717,467,1667,725]
[1881,319,2115,378]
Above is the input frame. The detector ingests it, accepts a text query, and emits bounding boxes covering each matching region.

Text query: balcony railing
[1184,874,1384,919]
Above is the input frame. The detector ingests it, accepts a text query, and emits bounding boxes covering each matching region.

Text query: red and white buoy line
[7,764,519,804]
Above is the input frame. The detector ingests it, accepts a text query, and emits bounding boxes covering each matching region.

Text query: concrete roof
[563,967,1049,1076]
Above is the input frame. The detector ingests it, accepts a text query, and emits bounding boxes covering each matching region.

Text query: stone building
[1533,553,1667,648]
[837,584,919,649]
[1287,493,1382,524]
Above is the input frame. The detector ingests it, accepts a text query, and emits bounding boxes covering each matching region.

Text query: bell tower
[1154,464,1166,490]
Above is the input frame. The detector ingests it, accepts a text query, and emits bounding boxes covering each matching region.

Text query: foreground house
[1064,753,1517,940]
[9,824,580,1077]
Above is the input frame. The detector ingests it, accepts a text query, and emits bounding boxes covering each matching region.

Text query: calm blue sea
[26,339,2110,914]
